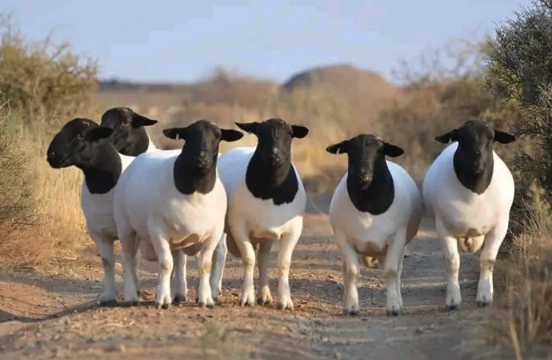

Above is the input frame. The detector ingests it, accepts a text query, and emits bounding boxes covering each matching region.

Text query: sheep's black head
[46,118,113,169]
[235,118,309,168]
[100,107,158,156]
[326,134,403,186]
[434,119,516,175]
[163,120,243,171]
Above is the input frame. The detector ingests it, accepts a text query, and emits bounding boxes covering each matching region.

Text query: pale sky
[5,0,533,83]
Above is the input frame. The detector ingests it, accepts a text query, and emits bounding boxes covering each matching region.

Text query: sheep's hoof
[121,300,139,308]
[100,299,118,307]
[241,299,255,307]
[137,290,141,297]
[256,297,272,306]
[173,295,187,304]
[195,296,199,304]
[386,308,402,317]
[477,300,491,308]
[277,303,293,311]
[198,302,215,309]
[343,309,360,317]
[213,296,219,303]
[446,304,460,311]
[155,302,170,310]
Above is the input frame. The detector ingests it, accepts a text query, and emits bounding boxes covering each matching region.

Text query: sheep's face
[163,120,243,171]
[326,134,403,187]
[435,119,516,175]
[235,118,309,168]
[46,118,113,169]
[100,107,158,156]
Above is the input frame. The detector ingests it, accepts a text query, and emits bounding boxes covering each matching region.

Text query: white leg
[277,217,303,311]
[172,249,187,304]
[435,217,462,310]
[197,233,220,308]
[149,228,173,309]
[336,231,360,316]
[396,252,404,309]
[477,220,509,307]
[231,223,256,306]
[120,231,140,306]
[256,239,274,305]
[384,228,407,316]
[133,243,141,298]
[209,233,227,302]
[93,236,117,307]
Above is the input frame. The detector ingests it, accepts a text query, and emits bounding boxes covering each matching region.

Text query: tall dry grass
[482,182,552,359]
[0,13,101,270]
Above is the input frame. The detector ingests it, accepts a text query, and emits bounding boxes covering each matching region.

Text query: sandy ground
[0,195,507,360]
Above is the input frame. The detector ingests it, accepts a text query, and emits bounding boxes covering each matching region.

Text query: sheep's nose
[272,147,279,155]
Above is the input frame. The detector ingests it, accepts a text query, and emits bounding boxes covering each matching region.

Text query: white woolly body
[329,161,422,254]
[422,142,514,246]
[218,147,307,241]
[113,151,227,251]
[81,153,135,241]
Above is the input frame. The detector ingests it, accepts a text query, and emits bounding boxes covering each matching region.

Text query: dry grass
[482,182,552,360]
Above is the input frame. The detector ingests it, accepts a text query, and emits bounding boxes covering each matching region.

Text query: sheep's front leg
[257,239,274,305]
[231,224,256,306]
[276,218,303,311]
[209,233,228,302]
[477,220,509,307]
[172,249,187,304]
[197,233,220,308]
[149,229,173,310]
[435,217,462,310]
[92,234,117,307]
[336,231,360,316]
[384,228,407,316]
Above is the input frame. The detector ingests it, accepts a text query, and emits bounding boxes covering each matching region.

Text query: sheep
[112,119,243,309]
[422,119,516,310]
[100,107,159,155]
[100,108,228,303]
[46,118,136,307]
[217,118,309,311]
[325,134,422,316]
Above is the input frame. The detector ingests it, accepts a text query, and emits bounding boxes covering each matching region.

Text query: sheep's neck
[245,151,298,205]
[453,150,494,195]
[346,161,395,215]
[77,142,122,194]
[172,155,217,195]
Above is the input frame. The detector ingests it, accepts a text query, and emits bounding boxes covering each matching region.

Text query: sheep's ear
[132,114,158,128]
[234,122,260,135]
[291,125,309,139]
[494,129,516,144]
[163,127,186,140]
[383,142,404,158]
[325,140,348,155]
[221,129,244,142]
[86,127,113,142]
[434,129,457,144]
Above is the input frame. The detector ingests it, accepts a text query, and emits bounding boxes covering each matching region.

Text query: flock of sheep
[45,107,516,317]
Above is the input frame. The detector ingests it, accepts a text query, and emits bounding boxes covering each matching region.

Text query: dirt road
[0,196,497,360]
